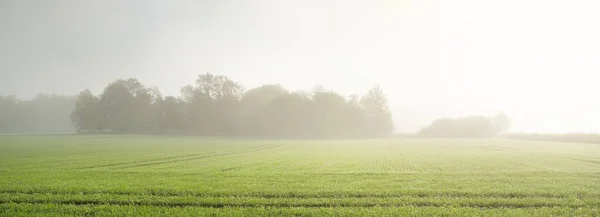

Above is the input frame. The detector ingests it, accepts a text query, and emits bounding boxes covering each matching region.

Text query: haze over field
[2,2,600,215]
[1,0,600,133]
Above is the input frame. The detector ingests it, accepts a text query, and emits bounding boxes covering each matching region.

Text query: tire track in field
[111,144,283,169]
[1,197,598,209]
[11,144,201,169]
[3,189,599,200]
[220,165,243,172]
[77,144,282,170]
[212,148,303,173]
[76,152,224,170]
[15,151,190,170]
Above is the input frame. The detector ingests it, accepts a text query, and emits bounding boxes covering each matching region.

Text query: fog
[1,0,600,133]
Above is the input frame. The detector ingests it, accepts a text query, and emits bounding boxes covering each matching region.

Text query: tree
[493,112,511,134]
[179,84,210,133]
[131,86,162,132]
[0,95,19,132]
[96,78,156,133]
[71,90,99,132]
[180,73,244,135]
[29,94,76,132]
[310,87,350,137]
[0,94,74,133]
[265,91,313,137]
[360,86,394,136]
[342,94,368,137]
[238,84,289,136]
[419,116,498,138]
[154,96,186,133]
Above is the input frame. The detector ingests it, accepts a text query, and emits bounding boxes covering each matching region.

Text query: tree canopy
[0,94,75,133]
[69,73,395,138]
[419,113,511,138]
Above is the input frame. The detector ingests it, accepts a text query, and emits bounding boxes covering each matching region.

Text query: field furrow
[2,136,600,216]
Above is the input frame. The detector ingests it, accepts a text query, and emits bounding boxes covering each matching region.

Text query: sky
[1,0,600,133]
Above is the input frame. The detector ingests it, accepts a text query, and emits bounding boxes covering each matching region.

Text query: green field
[1,136,599,216]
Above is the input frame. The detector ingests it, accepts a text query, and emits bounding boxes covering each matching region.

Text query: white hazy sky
[1,0,599,133]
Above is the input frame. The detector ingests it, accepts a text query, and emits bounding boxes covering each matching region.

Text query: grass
[1,135,599,216]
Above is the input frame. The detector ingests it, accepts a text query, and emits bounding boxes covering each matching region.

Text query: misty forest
[1,73,515,138]
[2,73,392,137]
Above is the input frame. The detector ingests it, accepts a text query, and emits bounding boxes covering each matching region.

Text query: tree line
[70,73,394,138]
[1,73,515,138]
[418,113,510,138]
[0,94,75,133]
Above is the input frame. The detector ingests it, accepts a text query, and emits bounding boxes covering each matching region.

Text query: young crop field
[1,135,599,216]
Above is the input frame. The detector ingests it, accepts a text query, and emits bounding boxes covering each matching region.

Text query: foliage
[493,112,510,133]
[70,90,98,133]
[419,113,511,138]
[0,94,75,133]
[70,73,394,138]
